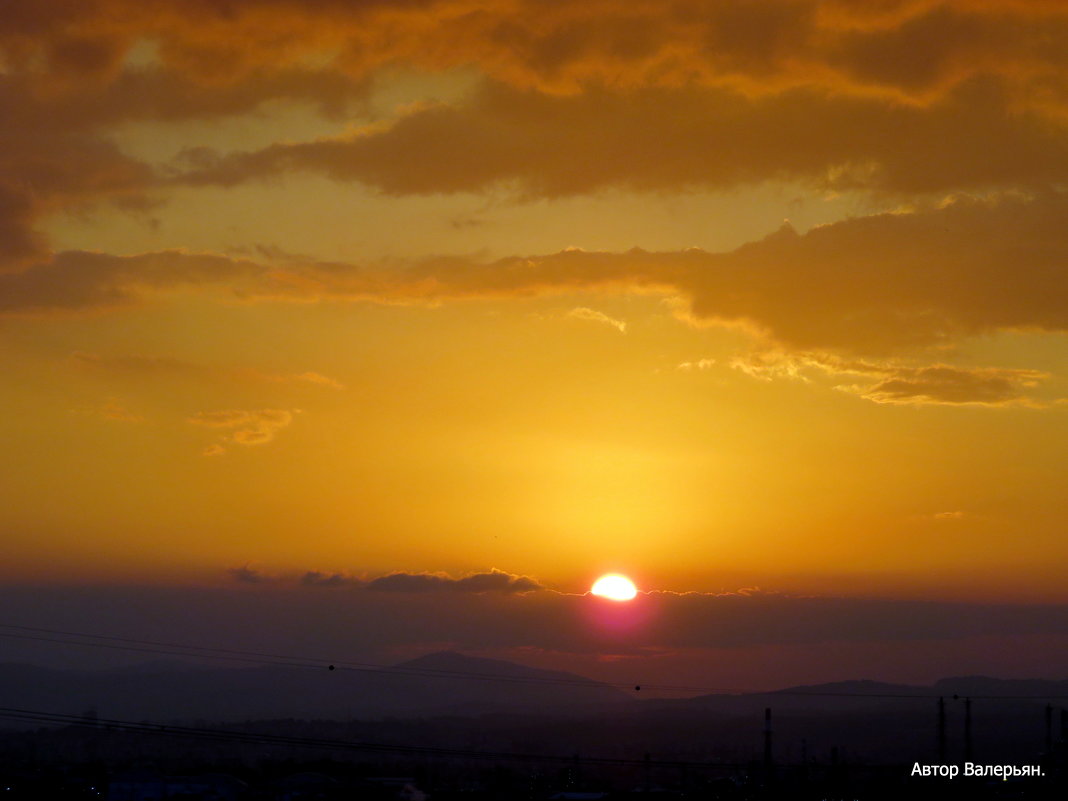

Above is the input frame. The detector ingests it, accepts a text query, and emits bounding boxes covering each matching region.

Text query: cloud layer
[180,77,1068,199]
[5,193,1068,358]
[9,581,1068,657]
[366,569,544,594]
[4,0,1068,272]
[730,351,1053,406]
[241,568,545,594]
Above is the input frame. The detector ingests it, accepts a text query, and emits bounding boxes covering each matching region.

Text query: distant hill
[0,652,632,722]
[933,675,1068,698]
[645,675,1068,715]
[1,660,1063,763]
[1,655,1065,761]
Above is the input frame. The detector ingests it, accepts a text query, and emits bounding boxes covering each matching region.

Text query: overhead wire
[1,622,1067,700]
[0,623,733,694]
[0,705,754,769]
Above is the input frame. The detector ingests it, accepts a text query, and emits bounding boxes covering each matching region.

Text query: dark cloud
[0,250,259,313]
[228,567,544,594]
[179,77,1068,198]
[1,0,1066,269]
[2,0,1068,285]
[227,565,266,584]
[0,117,154,271]
[0,186,47,272]
[0,62,363,274]
[301,571,355,587]
[5,1,1068,100]
[367,569,543,595]
[0,66,369,136]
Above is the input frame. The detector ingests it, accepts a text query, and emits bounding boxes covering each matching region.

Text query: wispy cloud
[188,408,298,454]
[676,359,716,372]
[933,511,967,521]
[730,351,1054,407]
[566,307,627,333]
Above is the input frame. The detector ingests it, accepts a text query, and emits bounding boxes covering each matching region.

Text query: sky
[2,0,1068,689]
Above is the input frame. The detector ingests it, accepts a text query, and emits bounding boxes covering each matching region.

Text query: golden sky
[3,1,1068,684]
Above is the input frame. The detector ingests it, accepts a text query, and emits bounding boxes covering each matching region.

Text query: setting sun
[591,574,638,601]
[4,6,1068,778]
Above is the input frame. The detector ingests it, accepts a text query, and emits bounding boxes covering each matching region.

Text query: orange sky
[2,1,1068,683]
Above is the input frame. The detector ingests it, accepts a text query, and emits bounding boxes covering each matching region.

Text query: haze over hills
[1,652,1065,766]
[0,651,633,722]
[0,649,1062,725]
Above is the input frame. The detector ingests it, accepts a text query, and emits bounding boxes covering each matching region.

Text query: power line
[0,623,724,694]
[0,630,328,671]
[2,622,1067,701]
[0,705,752,770]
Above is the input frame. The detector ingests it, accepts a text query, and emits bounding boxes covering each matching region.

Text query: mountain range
[1,652,1063,763]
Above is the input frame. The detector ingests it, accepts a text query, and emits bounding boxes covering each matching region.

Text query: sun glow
[591,574,638,601]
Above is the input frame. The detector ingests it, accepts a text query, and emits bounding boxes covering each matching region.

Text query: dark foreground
[1,720,1066,801]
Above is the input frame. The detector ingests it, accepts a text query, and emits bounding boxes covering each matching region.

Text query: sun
[590,574,638,601]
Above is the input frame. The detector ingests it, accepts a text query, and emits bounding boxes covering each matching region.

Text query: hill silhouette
[0,651,632,722]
